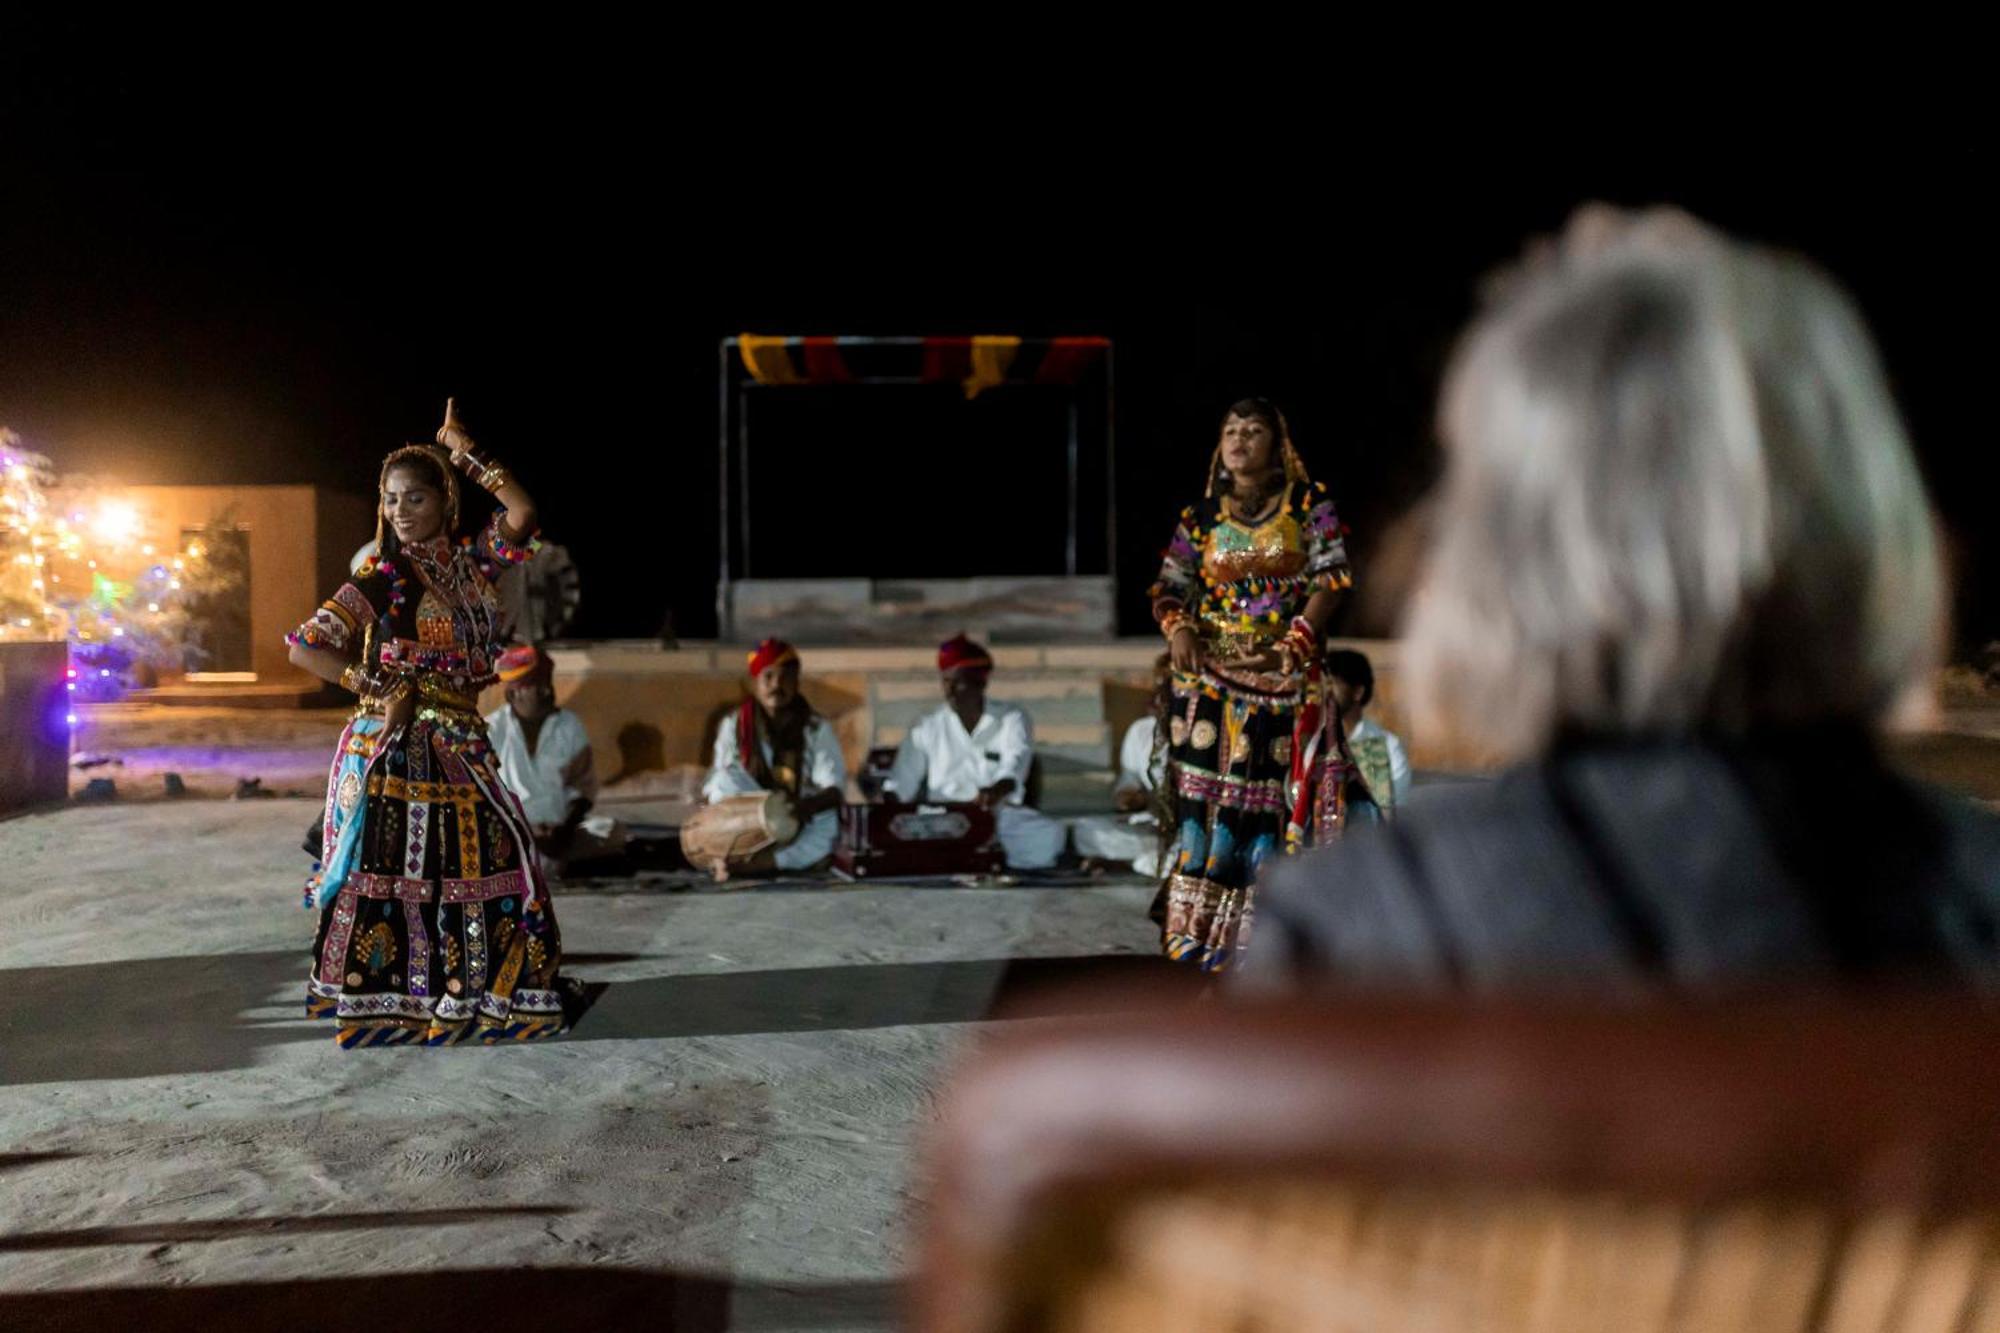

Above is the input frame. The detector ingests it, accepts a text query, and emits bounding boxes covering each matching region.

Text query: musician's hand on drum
[799,787,842,817]
[1168,627,1203,674]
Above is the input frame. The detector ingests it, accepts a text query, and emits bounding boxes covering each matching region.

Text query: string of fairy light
[2,428,239,719]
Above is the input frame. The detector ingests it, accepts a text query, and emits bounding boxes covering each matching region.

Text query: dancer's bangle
[1275,617,1318,674]
[458,449,509,492]
[1159,609,1194,643]
[341,664,411,701]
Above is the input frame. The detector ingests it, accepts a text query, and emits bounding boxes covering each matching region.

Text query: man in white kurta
[884,634,1066,870]
[700,639,846,871]
[1070,713,1170,875]
[485,644,617,866]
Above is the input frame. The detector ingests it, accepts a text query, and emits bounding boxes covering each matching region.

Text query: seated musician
[1071,653,1171,876]
[701,638,846,873]
[1324,648,1411,820]
[884,634,1066,870]
[486,643,616,867]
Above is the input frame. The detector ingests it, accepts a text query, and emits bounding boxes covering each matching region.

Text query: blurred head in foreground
[1406,205,1943,759]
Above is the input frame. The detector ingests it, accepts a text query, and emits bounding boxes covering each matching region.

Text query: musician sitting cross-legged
[883,634,1067,871]
[1071,653,1173,877]
[694,638,846,878]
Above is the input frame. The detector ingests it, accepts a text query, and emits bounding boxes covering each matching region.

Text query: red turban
[746,637,799,678]
[496,643,549,683]
[938,633,992,675]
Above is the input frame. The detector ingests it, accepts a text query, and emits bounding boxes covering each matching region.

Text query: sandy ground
[0,799,1161,1330]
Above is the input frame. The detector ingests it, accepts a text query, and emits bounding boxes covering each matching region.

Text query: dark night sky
[3,33,1991,651]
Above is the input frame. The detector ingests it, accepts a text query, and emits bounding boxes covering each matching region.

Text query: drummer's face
[754,660,800,714]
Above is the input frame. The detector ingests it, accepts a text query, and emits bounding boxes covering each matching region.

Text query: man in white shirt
[1071,655,1172,876]
[485,644,611,866]
[884,634,1066,870]
[1324,648,1412,817]
[701,638,846,873]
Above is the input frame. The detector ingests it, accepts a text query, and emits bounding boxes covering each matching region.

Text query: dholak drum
[681,791,801,873]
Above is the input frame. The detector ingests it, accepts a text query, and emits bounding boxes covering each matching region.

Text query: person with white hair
[1244,206,2000,988]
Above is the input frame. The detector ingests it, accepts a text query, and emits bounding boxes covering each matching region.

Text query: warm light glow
[90,501,141,545]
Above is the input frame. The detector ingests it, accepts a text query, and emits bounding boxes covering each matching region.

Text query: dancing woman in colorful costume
[1149,398,1353,972]
[286,400,565,1046]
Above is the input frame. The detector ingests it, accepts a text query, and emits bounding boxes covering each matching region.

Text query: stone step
[873,720,1108,750]
[869,673,1108,704]
[870,694,1109,734]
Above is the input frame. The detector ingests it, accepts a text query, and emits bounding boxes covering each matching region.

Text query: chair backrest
[916,992,2000,1333]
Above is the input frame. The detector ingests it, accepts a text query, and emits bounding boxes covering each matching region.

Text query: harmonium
[834,801,1004,878]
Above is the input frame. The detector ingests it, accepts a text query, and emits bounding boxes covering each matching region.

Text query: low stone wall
[0,641,69,813]
[488,638,1496,789]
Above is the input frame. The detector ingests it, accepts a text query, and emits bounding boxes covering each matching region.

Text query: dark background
[3,31,1990,651]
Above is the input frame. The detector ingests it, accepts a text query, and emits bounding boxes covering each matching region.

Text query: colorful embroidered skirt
[1162,663,1301,973]
[303,706,565,1047]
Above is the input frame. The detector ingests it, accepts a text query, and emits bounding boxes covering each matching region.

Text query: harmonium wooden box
[834,801,1004,878]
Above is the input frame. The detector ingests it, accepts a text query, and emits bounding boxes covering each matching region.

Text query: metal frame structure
[716,335,1116,638]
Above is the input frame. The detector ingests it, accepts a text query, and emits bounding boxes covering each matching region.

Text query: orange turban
[747,638,799,678]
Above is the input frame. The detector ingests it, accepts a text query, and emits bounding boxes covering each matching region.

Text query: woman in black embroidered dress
[285,400,565,1046]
